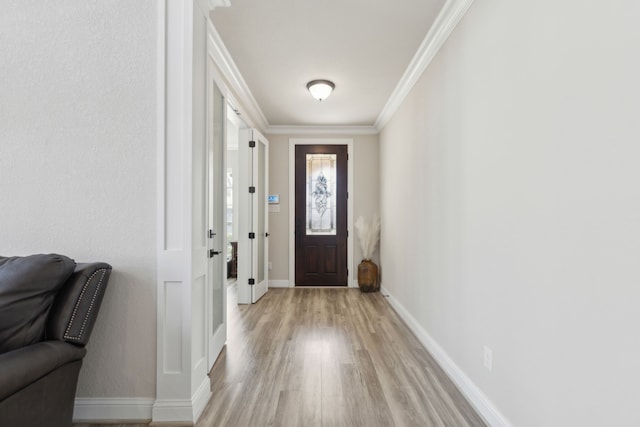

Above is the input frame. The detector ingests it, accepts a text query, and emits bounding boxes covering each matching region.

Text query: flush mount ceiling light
[307,80,335,101]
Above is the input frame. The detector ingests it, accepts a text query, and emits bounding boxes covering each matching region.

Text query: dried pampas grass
[355,214,380,260]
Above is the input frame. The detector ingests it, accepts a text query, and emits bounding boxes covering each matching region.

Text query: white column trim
[155,0,193,417]
[288,138,355,288]
[155,1,212,423]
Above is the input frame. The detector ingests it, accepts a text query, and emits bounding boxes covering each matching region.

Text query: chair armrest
[46,263,112,346]
[0,341,86,401]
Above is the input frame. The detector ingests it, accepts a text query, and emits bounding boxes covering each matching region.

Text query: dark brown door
[295,145,348,286]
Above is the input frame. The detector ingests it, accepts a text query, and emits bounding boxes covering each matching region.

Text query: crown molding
[374,0,476,131]
[207,21,269,130]
[197,0,230,13]
[207,0,474,134]
[265,125,378,136]
[208,0,231,10]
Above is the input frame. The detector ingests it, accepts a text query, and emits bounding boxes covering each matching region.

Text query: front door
[295,145,348,286]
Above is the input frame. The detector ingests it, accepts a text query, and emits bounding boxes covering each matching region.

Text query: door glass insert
[306,153,337,235]
[211,83,224,331]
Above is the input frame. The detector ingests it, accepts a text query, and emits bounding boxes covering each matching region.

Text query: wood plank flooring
[75,286,486,427]
[199,286,485,427]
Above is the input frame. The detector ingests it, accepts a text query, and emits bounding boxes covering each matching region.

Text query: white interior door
[251,130,269,302]
[207,80,226,369]
[237,128,269,304]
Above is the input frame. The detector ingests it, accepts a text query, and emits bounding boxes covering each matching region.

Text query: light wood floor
[75,286,485,427]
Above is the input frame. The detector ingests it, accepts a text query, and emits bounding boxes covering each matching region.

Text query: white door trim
[288,138,355,288]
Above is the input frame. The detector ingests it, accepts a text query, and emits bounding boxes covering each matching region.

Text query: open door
[206,81,226,369]
[238,129,269,304]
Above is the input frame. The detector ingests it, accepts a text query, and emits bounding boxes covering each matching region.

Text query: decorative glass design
[306,154,337,235]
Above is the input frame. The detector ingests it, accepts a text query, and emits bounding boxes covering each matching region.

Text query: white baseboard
[152,377,211,423]
[73,397,153,423]
[380,286,512,427]
[276,280,357,288]
[192,376,212,421]
[151,399,195,423]
[269,279,291,288]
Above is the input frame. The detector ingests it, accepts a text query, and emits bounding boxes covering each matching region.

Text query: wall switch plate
[483,346,493,372]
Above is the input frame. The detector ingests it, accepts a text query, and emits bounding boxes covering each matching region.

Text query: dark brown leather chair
[0,254,111,427]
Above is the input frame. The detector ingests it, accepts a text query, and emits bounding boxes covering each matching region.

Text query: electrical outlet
[268,261,272,270]
[483,346,493,372]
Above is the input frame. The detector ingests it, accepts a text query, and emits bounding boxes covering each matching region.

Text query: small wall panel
[193,275,205,361]
[163,281,183,373]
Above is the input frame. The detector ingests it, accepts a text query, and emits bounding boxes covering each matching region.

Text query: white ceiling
[211,0,445,128]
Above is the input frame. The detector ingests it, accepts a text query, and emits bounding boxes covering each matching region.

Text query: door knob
[265,232,270,237]
[209,249,221,258]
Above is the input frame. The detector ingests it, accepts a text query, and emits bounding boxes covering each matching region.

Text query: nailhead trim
[64,268,108,341]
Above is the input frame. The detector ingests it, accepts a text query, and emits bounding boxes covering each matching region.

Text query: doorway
[292,141,351,286]
[226,105,243,287]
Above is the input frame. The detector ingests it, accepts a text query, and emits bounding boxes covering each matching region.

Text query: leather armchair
[0,255,111,427]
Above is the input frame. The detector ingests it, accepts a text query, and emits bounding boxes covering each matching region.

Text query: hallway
[197,287,486,427]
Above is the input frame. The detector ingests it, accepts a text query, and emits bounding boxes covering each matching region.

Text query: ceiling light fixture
[307,80,335,101]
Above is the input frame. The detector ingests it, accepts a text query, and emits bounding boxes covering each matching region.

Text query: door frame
[289,138,355,287]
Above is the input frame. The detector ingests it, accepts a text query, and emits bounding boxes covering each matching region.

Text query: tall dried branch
[355,214,380,260]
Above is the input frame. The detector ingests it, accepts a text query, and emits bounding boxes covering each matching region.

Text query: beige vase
[357,259,379,292]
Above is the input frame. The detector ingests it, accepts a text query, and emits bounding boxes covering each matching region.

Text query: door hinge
[209,229,216,238]
[248,278,255,285]
[249,140,256,148]
[249,186,255,193]
[249,232,255,239]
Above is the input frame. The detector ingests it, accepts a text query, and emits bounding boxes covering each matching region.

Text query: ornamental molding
[208,0,231,10]
[374,0,476,131]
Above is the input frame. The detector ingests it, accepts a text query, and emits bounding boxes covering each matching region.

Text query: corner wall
[379,0,640,426]
[0,0,158,403]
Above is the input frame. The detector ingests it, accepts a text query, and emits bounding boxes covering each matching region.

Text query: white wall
[0,1,157,399]
[352,136,381,267]
[379,1,640,426]
[266,134,379,284]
